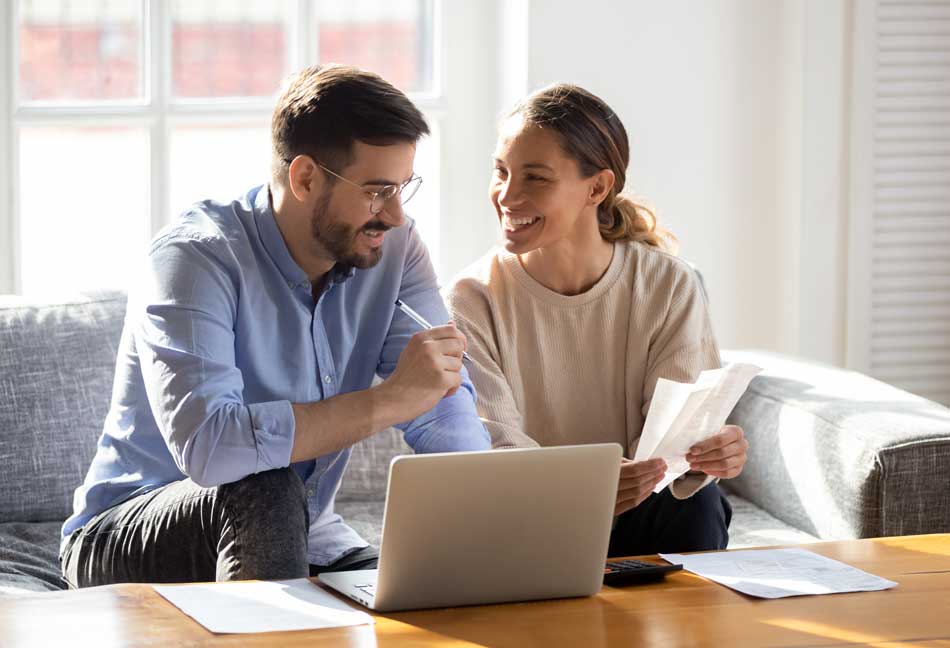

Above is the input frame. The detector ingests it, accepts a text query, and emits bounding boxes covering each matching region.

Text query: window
[2,0,441,295]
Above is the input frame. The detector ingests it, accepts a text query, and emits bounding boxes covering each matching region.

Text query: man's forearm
[289,383,405,462]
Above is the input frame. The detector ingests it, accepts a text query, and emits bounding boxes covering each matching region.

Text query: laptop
[319,443,621,612]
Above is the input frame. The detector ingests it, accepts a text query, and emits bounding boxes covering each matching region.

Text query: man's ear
[287,154,323,203]
[588,169,615,207]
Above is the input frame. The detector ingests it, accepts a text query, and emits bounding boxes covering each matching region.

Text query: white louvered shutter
[862,0,950,405]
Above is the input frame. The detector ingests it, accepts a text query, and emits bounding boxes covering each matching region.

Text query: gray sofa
[2,292,949,597]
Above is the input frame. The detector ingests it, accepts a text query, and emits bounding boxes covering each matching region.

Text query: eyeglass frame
[284,155,423,215]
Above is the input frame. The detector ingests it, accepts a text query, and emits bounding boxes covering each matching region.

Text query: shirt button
[324,375,332,384]
[287,280,294,288]
[307,489,315,498]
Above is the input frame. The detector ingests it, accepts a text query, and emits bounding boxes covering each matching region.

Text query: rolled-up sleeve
[376,223,490,454]
[136,232,295,487]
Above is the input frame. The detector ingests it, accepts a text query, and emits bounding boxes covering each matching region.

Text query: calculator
[603,559,683,585]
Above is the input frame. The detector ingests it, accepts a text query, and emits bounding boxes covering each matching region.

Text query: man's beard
[310,191,389,270]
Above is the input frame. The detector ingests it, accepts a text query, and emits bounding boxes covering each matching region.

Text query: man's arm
[137,234,295,488]
[289,324,469,461]
[140,232,473,487]
[376,224,490,453]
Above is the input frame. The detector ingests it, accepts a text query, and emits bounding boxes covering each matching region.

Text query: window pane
[170,1,288,99]
[18,126,148,295]
[18,0,143,102]
[169,123,272,219]
[315,0,434,93]
[410,123,440,271]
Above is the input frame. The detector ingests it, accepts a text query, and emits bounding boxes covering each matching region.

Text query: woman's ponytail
[599,194,677,254]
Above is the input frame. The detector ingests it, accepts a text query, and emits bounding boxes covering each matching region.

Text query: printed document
[659,548,898,599]
[634,363,762,492]
[154,578,374,634]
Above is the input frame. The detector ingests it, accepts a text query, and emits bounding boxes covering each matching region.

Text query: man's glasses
[316,163,423,215]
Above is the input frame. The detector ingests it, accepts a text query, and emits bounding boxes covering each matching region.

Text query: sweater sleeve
[642,268,722,500]
[445,280,540,450]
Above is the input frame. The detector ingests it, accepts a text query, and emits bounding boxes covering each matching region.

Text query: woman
[445,84,747,555]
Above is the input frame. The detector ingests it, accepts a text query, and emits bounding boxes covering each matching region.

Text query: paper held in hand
[633,363,762,492]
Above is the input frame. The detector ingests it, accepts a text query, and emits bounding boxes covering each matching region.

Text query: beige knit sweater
[445,241,722,499]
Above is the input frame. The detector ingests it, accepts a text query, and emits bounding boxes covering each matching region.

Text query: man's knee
[217,468,308,530]
[214,468,310,580]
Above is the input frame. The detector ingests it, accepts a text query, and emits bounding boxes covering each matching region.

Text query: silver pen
[394,299,473,363]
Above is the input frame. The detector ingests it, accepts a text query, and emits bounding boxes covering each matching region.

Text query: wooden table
[2,534,949,647]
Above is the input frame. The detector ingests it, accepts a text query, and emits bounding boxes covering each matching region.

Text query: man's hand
[686,424,748,479]
[615,458,667,517]
[379,323,468,422]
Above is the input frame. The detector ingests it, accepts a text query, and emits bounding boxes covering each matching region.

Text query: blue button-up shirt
[63,185,490,565]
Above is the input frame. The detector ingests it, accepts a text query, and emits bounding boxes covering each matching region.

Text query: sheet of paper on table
[153,578,374,634]
[659,548,898,599]
[634,362,762,492]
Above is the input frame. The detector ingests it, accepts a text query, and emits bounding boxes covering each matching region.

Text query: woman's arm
[445,279,539,449]
[641,269,723,499]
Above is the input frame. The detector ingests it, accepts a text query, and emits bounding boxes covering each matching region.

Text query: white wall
[447,0,853,363]
[0,0,13,294]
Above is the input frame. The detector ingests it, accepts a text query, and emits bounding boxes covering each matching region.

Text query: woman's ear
[588,169,615,207]
[287,154,322,203]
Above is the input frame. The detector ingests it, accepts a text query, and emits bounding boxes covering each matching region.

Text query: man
[61,65,490,587]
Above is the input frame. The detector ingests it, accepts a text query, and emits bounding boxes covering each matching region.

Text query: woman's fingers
[614,485,654,516]
[615,460,666,516]
[619,458,666,479]
[687,425,748,478]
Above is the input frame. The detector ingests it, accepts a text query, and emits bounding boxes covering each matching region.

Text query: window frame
[0,0,447,295]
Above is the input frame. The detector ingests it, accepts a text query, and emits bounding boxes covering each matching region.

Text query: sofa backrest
[0,292,127,523]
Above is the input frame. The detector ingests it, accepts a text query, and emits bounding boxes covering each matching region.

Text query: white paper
[634,363,762,492]
[659,548,898,599]
[154,578,374,634]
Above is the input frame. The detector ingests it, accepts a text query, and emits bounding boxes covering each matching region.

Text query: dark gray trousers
[61,467,376,588]
[608,482,732,557]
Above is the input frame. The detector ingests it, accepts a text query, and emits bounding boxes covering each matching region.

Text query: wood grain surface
[2,534,948,647]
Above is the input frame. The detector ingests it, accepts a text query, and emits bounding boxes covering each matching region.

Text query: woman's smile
[501,213,543,234]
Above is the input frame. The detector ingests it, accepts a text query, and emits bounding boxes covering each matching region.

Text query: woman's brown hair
[508,83,676,253]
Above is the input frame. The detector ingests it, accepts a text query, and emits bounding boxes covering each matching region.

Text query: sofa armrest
[723,349,950,539]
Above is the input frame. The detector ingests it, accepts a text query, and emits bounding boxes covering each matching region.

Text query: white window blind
[863,0,950,405]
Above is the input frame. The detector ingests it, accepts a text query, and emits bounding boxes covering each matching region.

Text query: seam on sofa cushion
[0,295,125,313]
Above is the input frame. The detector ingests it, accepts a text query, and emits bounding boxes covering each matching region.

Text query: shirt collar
[254,185,309,287]
[253,185,356,289]
[330,263,356,285]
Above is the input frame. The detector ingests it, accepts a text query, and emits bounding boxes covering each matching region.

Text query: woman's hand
[615,458,667,517]
[686,424,748,479]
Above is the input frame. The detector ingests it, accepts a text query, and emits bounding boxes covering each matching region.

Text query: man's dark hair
[271,65,429,184]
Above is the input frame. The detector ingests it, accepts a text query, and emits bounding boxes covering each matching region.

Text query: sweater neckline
[501,242,629,306]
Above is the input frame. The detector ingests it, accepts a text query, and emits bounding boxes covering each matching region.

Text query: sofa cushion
[337,427,412,503]
[0,292,126,523]
[336,500,385,548]
[723,349,950,539]
[0,522,65,596]
[722,492,819,548]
